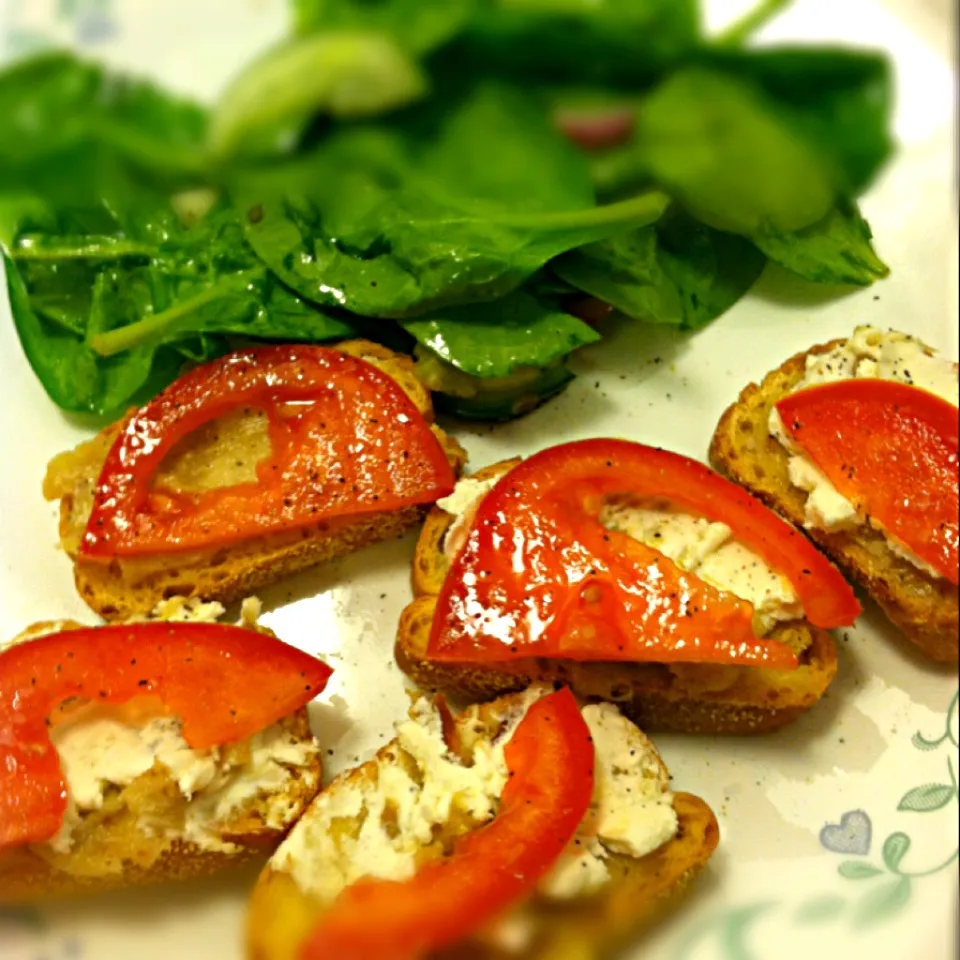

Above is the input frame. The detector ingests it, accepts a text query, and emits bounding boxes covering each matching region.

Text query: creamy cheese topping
[439,475,802,636]
[135,594,264,627]
[769,326,959,577]
[48,708,318,854]
[601,499,802,636]
[8,595,316,854]
[540,703,677,899]
[272,687,677,907]
[438,475,500,559]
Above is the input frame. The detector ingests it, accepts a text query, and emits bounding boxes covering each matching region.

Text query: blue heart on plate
[819,809,872,855]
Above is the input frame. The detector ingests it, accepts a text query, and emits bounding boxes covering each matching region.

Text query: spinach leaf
[700,47,894,194]
[555,210,766,328]
[634,67,836,236]
[415,347,577,421]
[4,251,186,416]
[401,289,599,378]
[456,0,700,87]
[6,203,354,414]
[713,0,791,47]
[0,52,208,183]
[293,0,476,54]
[234,82,669,319]
[209,31,428,159]
[752,200,889,286]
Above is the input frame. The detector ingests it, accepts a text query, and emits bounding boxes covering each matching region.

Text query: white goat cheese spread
[769,326,958,577]
[272,687,677,909]
[439,475,802,636]
[48,708,318,854]
[12,595,317,854]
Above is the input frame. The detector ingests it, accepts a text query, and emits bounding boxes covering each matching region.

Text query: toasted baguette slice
[43,340,466,622]
[246,689,719,960]
[396,459,838,736]
[0,711,320,903]
[709,340,958,662]
[0,618,323,903]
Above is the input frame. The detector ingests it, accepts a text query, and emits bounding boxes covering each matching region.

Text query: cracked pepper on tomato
[80,345,456,559]
[300,687,594,960]
[776,378,959,585]
[0,622,331,850]
[429,439,861,670]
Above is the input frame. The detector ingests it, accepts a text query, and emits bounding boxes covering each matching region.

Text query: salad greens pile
[0,0,894,420]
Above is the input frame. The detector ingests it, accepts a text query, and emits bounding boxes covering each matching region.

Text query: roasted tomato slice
[777,379,959,584]
[430,440,861,669]
[300,687,594,960]
[0,622,331,849]
[81,345,455,557]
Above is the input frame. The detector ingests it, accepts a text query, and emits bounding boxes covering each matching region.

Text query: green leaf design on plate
[838,861,883,880]
[852,875,912,929]
[898,783,955,813]
[793,894,846,924]
[882,832,912,872]
[912,730,947,751]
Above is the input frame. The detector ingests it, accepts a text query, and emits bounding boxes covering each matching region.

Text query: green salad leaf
[0,0,898,421]
[209,31,428,159]
[234,83,669,318]
[402,289,600,378]
[555,211,766,328]
[0,52,208,182]
[456,0,700,86]
[634,67,837,236]
[4,251,190,417]
[753,199,890,286]
[5,200,354,415]
[292,0,476,55]
[701,47,894,195]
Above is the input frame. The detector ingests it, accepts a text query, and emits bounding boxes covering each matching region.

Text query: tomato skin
[80,346,456,558]
[300,687,594,960]
[430,440,861,669]
[777,379,959,584]
[0,622,331,850]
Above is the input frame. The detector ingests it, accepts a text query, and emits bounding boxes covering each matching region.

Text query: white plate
[0,2,956,959]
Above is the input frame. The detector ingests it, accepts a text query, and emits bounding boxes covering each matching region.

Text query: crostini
[396,439,861,735]
[246,685,719,960]
[710,326,958,662]
[0,615,330,901]
[44,340,466,621]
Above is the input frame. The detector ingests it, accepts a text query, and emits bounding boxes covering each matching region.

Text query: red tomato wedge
[430,440,861,669]
[80,345,456,558]
[777,379,959,584]
[300,687,594,960]
[0,622,331,850]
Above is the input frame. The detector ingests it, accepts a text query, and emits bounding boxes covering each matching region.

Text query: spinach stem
[13,239,157,261]
[89,269,262,356]
[715,0,792,47]
[497,190,670,231]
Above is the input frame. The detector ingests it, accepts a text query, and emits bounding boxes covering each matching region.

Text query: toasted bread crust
[0,711,322,903]
[709,340,958,663]
[397,459,838,735]
[45,341,466,622]
[246,692,719,960]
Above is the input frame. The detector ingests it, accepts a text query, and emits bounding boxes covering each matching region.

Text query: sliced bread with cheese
[0,608,326,902]
[246,686,719,960]
[709,326,958,662]
[43,340,466,622]
[396,457,840,735]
